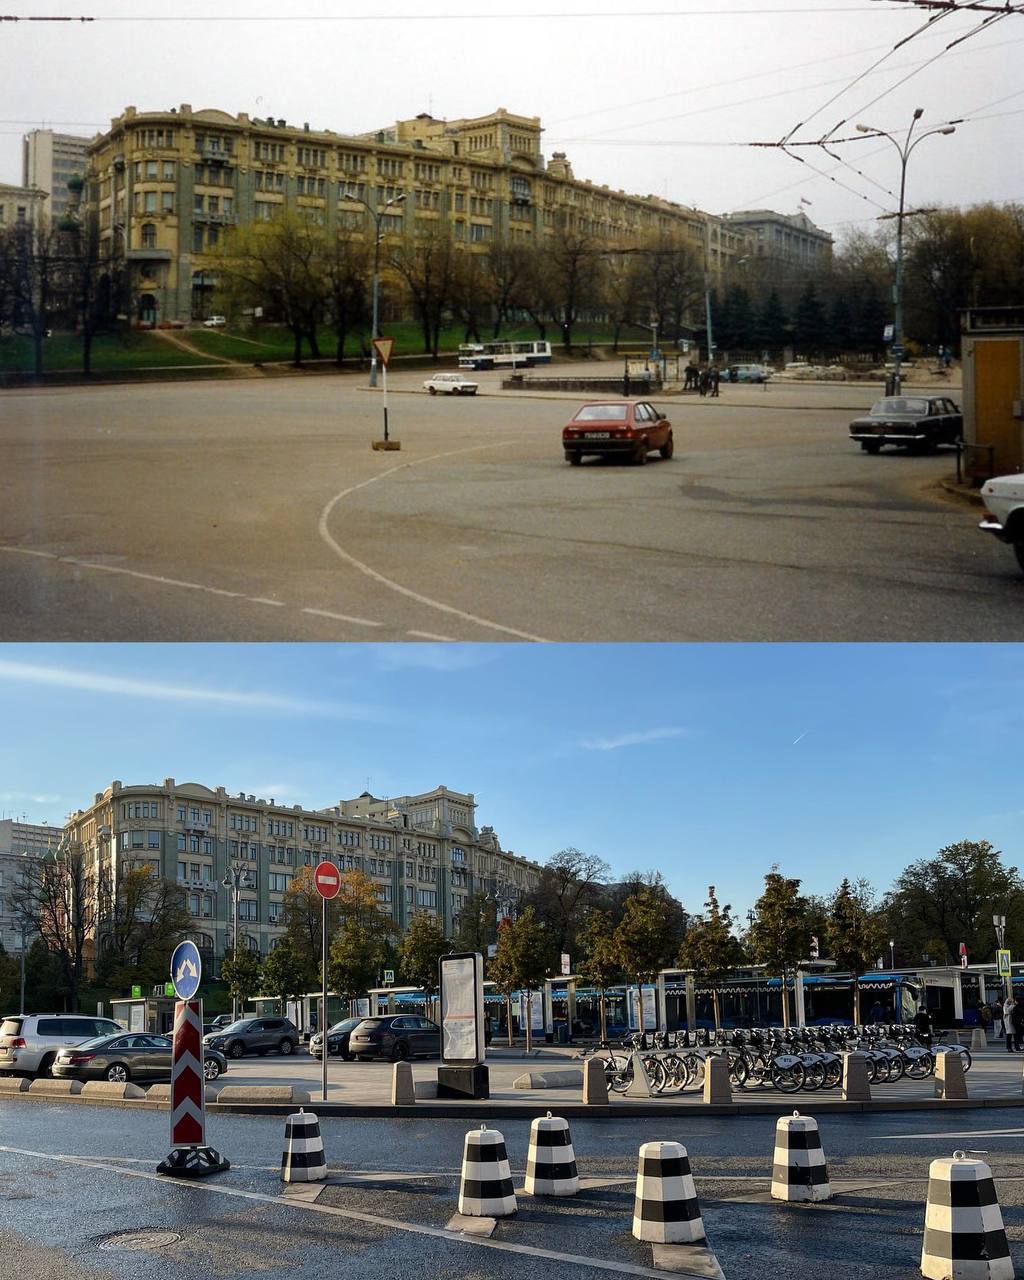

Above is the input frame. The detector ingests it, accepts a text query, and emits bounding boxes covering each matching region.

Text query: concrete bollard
[391,1060,415,1106]
[280,1109,327,1183]
[702,1055,732,1104]
[458,1125,516,1218]
[970,1027,988,1052]
[582,1055,609,1105]
[524,1112,578,1197]
[934,1050,969,1101]
[770,1112,832,1203]
[841,1052,871,1102]
[921,1152,1013,1280]
[632,1141,705,1245]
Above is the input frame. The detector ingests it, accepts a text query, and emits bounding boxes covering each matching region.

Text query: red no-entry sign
[313,860,341,900]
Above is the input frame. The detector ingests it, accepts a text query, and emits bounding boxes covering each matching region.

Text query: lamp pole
[993,913,1009,1001]
[703,218,715,369]
[340,187,406,387]
[855,110,956,395]
[222,862,251,1021]
[18,929,26,1016]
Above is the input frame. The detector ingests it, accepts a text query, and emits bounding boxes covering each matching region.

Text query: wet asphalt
[2,1099,1023,1279]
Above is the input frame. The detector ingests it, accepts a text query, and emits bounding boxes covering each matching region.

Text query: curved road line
[317,441,551,643]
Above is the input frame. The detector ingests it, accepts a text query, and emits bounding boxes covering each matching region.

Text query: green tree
[747,867,808,1028]
[793,278,826,358]
[451,891,497,954]
[884,840,1024,967]
[398,912,450,1018]
[488,906,550,1050]
[678,885,739,1031]
[220,946,263,1010]
[754,288,787,352]
[328,920,389,1004]
[261,937,313,1009]
[95,864,191,990]
[825,877,887,1023]
[615,885,679,1032]
[576,908,622,1040]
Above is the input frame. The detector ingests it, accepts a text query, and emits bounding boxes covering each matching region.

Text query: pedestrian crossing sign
[998,949,1012,977]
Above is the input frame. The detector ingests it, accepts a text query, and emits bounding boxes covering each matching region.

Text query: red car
[562,400,674,466]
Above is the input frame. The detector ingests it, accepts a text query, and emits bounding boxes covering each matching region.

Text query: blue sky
[0,643,1021,919]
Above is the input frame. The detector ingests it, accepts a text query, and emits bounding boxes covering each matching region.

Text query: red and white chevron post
[156,1000,230,1178]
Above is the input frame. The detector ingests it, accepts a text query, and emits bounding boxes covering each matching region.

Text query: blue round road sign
[170,940,202,1000]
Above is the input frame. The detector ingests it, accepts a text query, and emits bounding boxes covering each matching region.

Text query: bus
[458,339,552,370]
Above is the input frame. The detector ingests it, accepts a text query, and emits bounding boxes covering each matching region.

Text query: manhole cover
[98,1230,181,1252]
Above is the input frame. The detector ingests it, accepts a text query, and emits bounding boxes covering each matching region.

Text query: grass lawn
[0,330,219,373]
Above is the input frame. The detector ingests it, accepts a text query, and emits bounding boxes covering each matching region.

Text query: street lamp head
[855,123,873,134]
[939,127,956,136]
[913,107,924,120]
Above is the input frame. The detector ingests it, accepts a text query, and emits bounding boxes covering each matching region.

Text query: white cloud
[0,659,380,719]
[580,727,688,752]
[368,645,498,673]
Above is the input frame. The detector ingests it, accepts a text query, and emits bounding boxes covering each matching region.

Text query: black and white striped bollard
[770,1112,832,1203]
[524,1112,578,1197]
[280,1109,327,1183]
[458,1124,517,1218]
[632,1140,706,1245]
[921,1151,1013,1280]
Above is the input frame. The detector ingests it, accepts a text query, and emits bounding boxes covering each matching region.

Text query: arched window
[141,223,157,249]
[244,934,261,954]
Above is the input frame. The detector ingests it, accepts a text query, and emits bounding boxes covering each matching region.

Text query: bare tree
[95,863,192,988]
[10,843,97,1011]
[323,229,371,366]
[389,228,459,358]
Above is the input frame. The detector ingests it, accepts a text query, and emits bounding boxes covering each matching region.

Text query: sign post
[313,860,341,1103]
[157,941,229,1178]
[370,337,399,451]
[437,952,488,1099]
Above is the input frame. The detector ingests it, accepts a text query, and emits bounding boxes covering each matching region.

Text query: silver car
[0,1013,125,1077]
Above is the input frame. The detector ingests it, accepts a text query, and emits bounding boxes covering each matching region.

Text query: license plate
[583,431,611,439]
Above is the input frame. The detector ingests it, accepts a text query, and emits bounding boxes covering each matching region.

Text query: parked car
[726,363,771,383]
[309,1017,364,1061]
[562,400,673,466]
[203,315,227,328]
[349,1015,441,1061]
[424,372,479,396]
[848,395,962,454]
[0,1013,125,1078]
[202,1016,299,1059]
[52,1033,227,1084]
[979,473,1024,575]
[202,1014,234,1036]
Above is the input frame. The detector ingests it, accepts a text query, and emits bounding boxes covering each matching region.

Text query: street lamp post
[340,187,407,387]
[17,929,26,1016]
[703,218,715,369]
[889,939,895,969]
[855,109,956,395]
[222,862,251,1021]
[993,913,1009,1000]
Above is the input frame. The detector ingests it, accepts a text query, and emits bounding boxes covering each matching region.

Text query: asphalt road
[2,1096,1023,1280]
[1,372,1018,642]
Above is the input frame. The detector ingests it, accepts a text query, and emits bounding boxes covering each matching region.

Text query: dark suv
[349,1015,441,1061]
[202,1016,299,1059]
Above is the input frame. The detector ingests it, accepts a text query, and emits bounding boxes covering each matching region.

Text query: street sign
[961,955,968,969]
[372,336,394,368]
[383,969,395,985]
[131,984,141,999]
[313,860,341,900]
[170,940,202,1001]
[891,344,905,357]
[560,953,571,977]
[883,323,894,341]
[165,982,175,998]
[998,949,1012,978]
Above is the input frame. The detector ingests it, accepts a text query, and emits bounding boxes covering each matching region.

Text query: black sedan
[309,1017,363,1061]
[849,395,962,454]
[349,1015,441,1062]
[52,1032,228,1083]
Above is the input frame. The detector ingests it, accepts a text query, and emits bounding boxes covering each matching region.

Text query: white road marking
[0,1145,685,1278]
[878,1127,1024,1140]
[317,443,551,643]
[249,597,286,607]
[300,606,382,628]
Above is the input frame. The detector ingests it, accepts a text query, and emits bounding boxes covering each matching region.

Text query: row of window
[194,194,234,215]
[133,190,175,214]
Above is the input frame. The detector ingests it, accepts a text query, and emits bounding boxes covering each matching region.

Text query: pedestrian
[913,1004,933,1048]
[992,1002,1004,1042]
[869,1000,886,1023]
[1002,994,1017,1052]
[698,368,708,397]
[710,366,720,398]
[979,1000,993,1036]
[1011,995,1024,1052]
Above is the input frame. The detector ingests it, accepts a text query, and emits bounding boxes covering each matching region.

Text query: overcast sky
[2,0,1020,244]
[1,642,1021,918]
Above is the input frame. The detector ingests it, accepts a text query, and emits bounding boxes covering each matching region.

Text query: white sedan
[980,473,1024,575]
[423,372,479,396]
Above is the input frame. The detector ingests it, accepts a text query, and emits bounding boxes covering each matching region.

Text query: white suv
[0,1013,124,1078]
[979,473,1024,575]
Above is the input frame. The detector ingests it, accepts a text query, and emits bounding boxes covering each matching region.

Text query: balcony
[200,145,232,164]
[127,247,172,261]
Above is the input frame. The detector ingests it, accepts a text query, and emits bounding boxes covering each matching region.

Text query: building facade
[63,779,540,975]
[0,182,48,230]
[22,129,89,220]
[84,103,766,326]
[0,819,59,953]
[722,209,833,269]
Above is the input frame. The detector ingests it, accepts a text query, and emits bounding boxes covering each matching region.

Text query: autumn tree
[747,867,808,1028]
[678,885,740,1031]
[327,867,395,1006]
[282,865,337,974]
